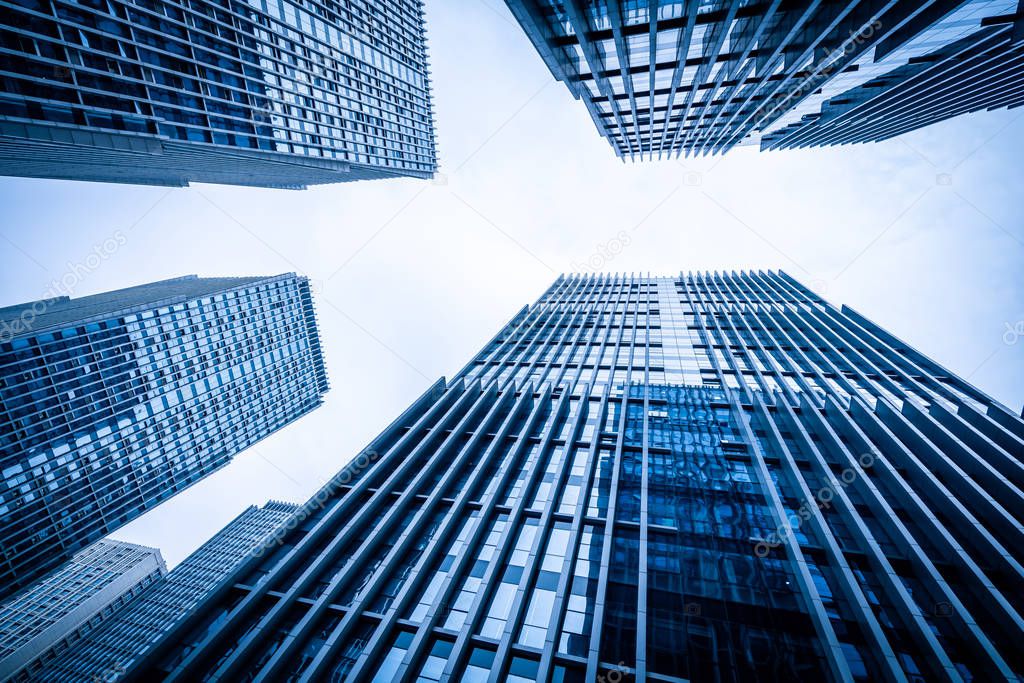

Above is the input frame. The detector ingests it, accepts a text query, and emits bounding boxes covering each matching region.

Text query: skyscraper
[504,1,1024,158]
[119,271,1024,682]
[0,539,165,682]
[0,274,328,599]
[0,0,436,188]
[38,501,299,682]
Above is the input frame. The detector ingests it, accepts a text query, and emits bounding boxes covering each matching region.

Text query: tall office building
[504,0,1024,158]
[121,271,1023,682]
[0,0,436,188]
[38,501,299,682]
[0,274,328,599]
[0,539,165,682]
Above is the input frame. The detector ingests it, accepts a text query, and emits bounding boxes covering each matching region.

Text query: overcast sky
[1,0,1022,568]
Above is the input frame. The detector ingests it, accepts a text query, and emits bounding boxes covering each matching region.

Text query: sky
[1,0,1022,568]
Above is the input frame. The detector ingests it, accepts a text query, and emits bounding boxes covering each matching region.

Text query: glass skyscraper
[0,539,165,682]
[0,274,328,600]
[115,271,1023,682]
[504,0,1024,158]
[0,0,436,188]
[37,500,299,682]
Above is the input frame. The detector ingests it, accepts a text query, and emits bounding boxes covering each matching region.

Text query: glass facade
[0,539,165,682]
[504,0,1024,158]
[36,501,299,682]
[0,274,328,600]
[0,0,436,188]
[113,271,1024,682]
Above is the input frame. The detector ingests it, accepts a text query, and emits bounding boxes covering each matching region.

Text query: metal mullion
[510,277,593,394]
[761,270,820,308]
[775,308,862,406]
[484,379,596,682]
[474,305,546,385]
[438,384,573,681]
[788,305,901,408]
[898,400,1024,515]
[730,0,909,145]
[756,304,831,409]
[775,27,1013,148]
[452,304,528,383]
[124,378,448,681]
[952,401,1024,460]
[546,275,608,392]
[831,49,1024,145]
[205,380,490,681]
[160,379,463,681]
[716,275,802,405]
[870,400,1024,564]
[674,0,741,154]
[548,279,615,391]
[476,305,549,388]
[491,276,582,375]
[447,276,625,680]
[564,0,636,158]
[814,301,1024,487]
[806,304,935,409]
[817,302,993,412]
[735,305,803,405]
[840,60,1024,145]
[691,276,750,401]
[694,1,782,154]
[752,397,908,682]
[584,275,639,680]
[704,275,773,396]
[388,384,555,681]
[783,398,965,681]
[654,0,698,156]
[646,0,658,156]
[493,278,587,391]
[771,19,1008,143]
[709,0,824,152]
[635,277,650,681]
[822,397,1023,678]
[733,394,854,683]
[606,0,644,157]
[825,294,1007,411]
[315,384,521,681]
[535,277,644,681]
[846,399,1024,622]
[285,383,515,683]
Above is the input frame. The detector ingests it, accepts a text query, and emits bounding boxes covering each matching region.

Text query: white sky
[1,0,1022,567]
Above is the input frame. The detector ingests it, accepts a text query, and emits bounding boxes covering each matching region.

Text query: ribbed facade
[0,0,436,188]
[38,501,299,682]
[123,271,1022,682]
[0,539,165,682]
[504,0,1024,158]
[0,274,328,600]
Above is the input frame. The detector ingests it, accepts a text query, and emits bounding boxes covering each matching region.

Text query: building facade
[0,274,328,599]
[504,0,1024,158]
[0,0,436,188]
[0,539,165,682]
[124,271,1022,682]
[38,501,299,682]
